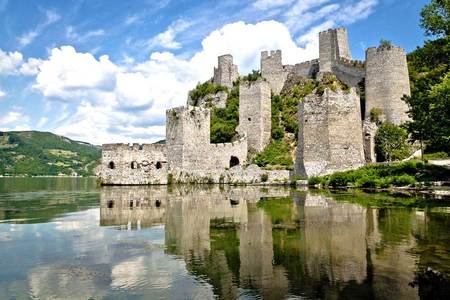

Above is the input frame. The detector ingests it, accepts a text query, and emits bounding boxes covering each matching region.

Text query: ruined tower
[261,50,288,94]
[295,88,365,177]
[213,54,239,88]
[166,106,211,170]
[237,79,271,153]
[365,45,411,124]
[319,28,352,73]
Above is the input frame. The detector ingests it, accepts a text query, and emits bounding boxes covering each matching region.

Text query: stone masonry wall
[319,28,352,73]
[213,54,239,88]
[101,143,167,185]
[166,106,247,172]
[365,45,411,124]
[332,58,365,87]
[237,79,271,153]
[261,50,288,94]
[296,88,365,177]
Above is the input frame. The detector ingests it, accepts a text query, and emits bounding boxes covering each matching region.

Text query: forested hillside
[0,131,101,176]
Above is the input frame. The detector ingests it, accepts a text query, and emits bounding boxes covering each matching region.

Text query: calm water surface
[0,177,449,299]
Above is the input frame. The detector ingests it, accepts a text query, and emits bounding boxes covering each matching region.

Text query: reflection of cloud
[54,209,99,232]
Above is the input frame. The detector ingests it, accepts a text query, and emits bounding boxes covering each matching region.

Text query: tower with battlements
[213,54,239,88]
[319,28,352,73]
[260,50,288,94]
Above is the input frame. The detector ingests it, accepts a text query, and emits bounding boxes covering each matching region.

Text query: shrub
[189,82,228,104]
[355,176,378,188]
[370,107,384,123]
[390,175,417,186]
[260,173,269,182]
[210,86,239,143]
[241,70,262,82]
[167,173,174,185]
[328,172,351,187]
[252,140,293,169]
[308,176,322,186]
[423,152,449,160]
[375,122,411,161]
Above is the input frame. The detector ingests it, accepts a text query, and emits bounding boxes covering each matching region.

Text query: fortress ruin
[100,27,411,184]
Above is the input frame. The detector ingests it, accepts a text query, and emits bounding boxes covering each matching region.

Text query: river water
[0,177,449,299]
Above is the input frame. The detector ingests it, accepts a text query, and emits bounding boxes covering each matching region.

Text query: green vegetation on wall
[0,131,101,176]
[189,82,228,105]
[210,86,240,143]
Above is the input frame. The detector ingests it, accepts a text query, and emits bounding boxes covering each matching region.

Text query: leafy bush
[423,151,449,160]
[370,107,384,123]
[210,86,239,143]
[375,122,411,161]
[241,70,262,82]
[308,176,322,186]
[355,176,378,188]
[260,173,269,182]
[252,140,293,169]
[189,82,228,104]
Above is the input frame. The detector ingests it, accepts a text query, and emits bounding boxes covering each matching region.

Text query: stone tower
[213,54,239,88]
[166,106,211,170]
[319,28,352,73]
[237,79,271,153]
[295,88,365,177]
[260,50,287,94]
[365,45,411,124]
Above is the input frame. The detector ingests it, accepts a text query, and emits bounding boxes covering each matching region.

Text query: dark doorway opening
[230,156,240,168]
[108,161,115,169]
[156,161,162,169]
[131,161,138,169]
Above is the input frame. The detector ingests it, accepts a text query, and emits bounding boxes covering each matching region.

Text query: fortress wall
[365,46,411,124]
[319,28,352,73]
[166,106,247,172]
[101,143,168,185]
[296,91,330,177]
[261,50,288,94]
[332,59,365,87]
[326,88,365,173]
[237,79,271,152]
[291,59,320,78]
[213,54,239,88]
[296,88,365,177]
[335,28,351,59]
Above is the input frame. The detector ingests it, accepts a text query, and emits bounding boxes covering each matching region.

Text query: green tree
[375,122,411,162]
[420,0,450,37]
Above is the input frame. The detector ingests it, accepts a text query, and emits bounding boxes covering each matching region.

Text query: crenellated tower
[260,50,288,94]
[319,28,352,73]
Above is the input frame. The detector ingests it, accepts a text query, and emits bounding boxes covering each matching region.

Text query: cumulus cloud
[0,49,23,74]
[31,20,318,144]
[0,111,29,126]
[19,57,43,75]
[0,89,5,98]
[146,19,192,50]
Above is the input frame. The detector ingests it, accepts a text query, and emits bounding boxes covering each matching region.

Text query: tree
[380,39,393,48]
[375,122,411,162]
[420,0,450,37]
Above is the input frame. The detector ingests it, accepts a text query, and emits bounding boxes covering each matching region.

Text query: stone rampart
[365,45,411,124]
[290,59,320,78]
[331,58,365,87]
[296,88,365,177]
[237,79,271,152]
[319,28,352,73]
[101,143,167,185]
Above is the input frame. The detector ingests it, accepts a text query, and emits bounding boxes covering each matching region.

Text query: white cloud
[146,19,192,50]
[0,89,5,98]
[0,49,23,74]
[18,10,61,47]
[0,111,29,126]
[66,26,105,42]
[37,117,48,127]
[33,46,118,100]
[20,57,43,75]
[253,0,295,10]
[32,20,317,144]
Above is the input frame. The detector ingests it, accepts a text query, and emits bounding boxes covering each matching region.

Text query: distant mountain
[0,131,101,176]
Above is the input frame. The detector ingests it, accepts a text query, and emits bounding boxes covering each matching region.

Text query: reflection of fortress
[100,186,423,299]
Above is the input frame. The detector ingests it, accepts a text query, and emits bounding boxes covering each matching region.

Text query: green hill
[0,131,101,176]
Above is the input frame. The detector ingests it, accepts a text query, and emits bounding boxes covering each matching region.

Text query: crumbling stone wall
[166,106,247,172]
[213,54,239,88]
[261,50,288,94]
[291,59,320,78]
[187,90,228,109]
[332,58,365,87]
[365,45,411,124]
[101,143,167,185]
[237,79,271,153]
[296,88,365,177]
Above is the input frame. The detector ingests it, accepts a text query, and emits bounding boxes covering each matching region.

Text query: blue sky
[0,0,430,144]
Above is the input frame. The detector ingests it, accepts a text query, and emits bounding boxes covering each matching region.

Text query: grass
[252,140,294,170]
[189,82,228,105]
[308,160,450,188]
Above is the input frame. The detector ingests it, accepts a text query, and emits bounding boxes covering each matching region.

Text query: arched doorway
[230,156,240,168]
[131,161,139,169]
[108,161,115,169]
[156,161,162,169]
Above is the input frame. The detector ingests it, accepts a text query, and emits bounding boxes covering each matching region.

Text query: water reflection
[98,186,450,299]
[1,180,449,299]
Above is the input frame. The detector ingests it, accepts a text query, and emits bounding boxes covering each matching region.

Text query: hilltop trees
[420,0,450,37]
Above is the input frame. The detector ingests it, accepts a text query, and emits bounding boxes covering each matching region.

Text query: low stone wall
[332,60,365,87]
[101,143,168,185]
[170,164,291,184]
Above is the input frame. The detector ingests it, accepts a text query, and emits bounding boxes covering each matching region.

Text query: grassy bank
[308,161,450,189]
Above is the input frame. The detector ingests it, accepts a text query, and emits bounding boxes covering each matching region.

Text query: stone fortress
[100,27,410,185]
